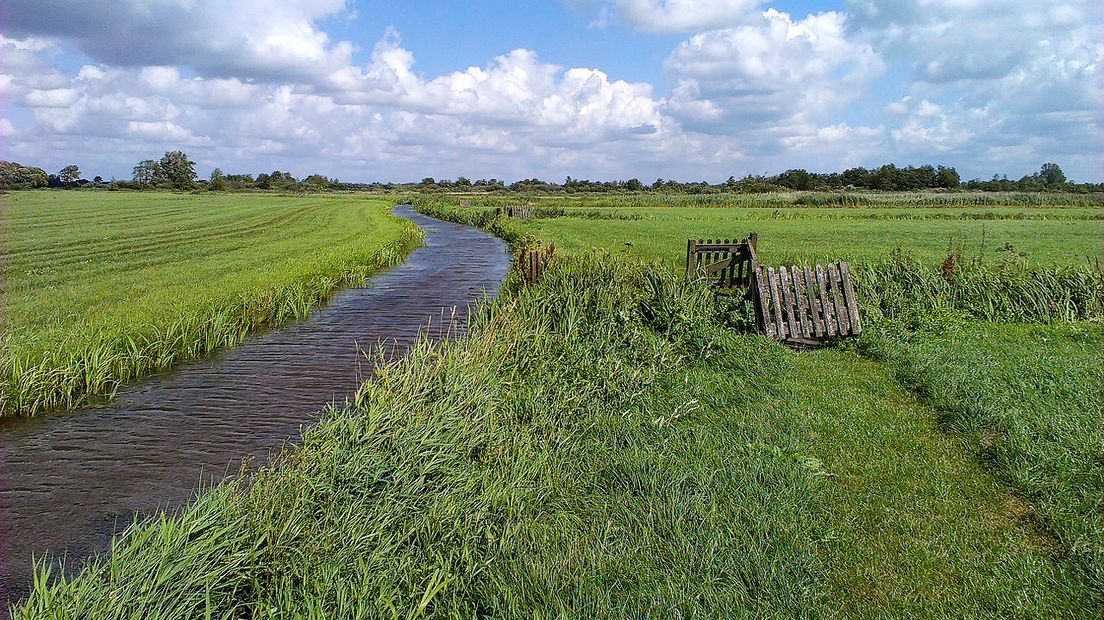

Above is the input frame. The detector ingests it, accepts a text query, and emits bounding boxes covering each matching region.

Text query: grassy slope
[864,322,1104,593]
[1,191,420,416]
[15,258,1096,618]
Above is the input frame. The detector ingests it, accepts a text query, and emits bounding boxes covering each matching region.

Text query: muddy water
[0,206,509,611]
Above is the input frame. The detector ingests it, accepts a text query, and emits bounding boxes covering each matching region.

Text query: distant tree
[208,167,227,191]
[775,169,814,190]
[0,161,49,189]
[935,165,960,188]
[1036,162,1066,187]
[132,160,162,187]
[93,175,104,184]
[58,165,81,185]
[624,178,643,191]
[225,173,255,190]
[455,176,472,187]
[159,151,197,190]
[303,174,329,190]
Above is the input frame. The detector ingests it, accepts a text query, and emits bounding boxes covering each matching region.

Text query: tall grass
[13,256,828,618]
[1,232,418,416]
[854,252,1104,325]
[15,254,1098,618]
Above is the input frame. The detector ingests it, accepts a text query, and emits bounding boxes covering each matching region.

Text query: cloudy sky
[1,0,1100,182]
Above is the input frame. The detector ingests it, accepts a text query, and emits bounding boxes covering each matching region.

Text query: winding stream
[0,206,510,610]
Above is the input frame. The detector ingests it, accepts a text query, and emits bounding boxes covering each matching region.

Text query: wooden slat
[792,265,812,337]
[805,266,824,337]
[840,261,861,335]
[705,239,712,281]
[816,265,837,336]
[767,267,786,339]
[779,267,799,340]
[685,239,694,278]
[752,267,775,337]
[828,262,851,335]
[703,256,733,276]
[725,239,735,286]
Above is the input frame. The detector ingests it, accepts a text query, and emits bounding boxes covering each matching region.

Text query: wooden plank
[767,267,786,339]
[685,239,694,278]
[804,266,824,337]
[816,265,837,336]
[792,265,812,337]
[703,256,734,276]
[828,262,851,334]
[840,261,861,335]
[722,239,733,286]
[779,267,799,340]
[753,266,775,337]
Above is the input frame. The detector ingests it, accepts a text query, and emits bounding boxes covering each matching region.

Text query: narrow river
[0,206,510,612]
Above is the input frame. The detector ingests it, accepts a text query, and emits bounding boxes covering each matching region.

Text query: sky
[0,0,1100,183]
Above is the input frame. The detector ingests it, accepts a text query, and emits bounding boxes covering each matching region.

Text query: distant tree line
[386,163,1099,194]
[2,156,1099,194]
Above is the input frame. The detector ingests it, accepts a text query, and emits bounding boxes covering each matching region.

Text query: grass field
[11,191,1104,617]
[0,191,420,416]
[412,195,1103,267]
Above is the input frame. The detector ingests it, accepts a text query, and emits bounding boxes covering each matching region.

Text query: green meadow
[417,192,1104,266]
[0,191,420,416]
[12,191,1104,618]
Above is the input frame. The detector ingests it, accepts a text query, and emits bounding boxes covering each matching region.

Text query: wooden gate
[685,234,759,288]
[685,233,862,346]
[751,262,861,345]
[498,205,533,219]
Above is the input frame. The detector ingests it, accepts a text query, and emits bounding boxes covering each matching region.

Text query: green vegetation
[10,192,1102,616]
[864,322,1104,592]
[1,191,421,416]
[409,194,1103,266]
[409,195,1104,611]
[15,256,1098,618]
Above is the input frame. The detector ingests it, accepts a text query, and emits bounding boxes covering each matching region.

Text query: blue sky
[1,1,1100,182]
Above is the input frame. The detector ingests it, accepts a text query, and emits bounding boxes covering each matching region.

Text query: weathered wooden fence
[498,205,533,219]
[518,243,555,282]
[686,233,862,346]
